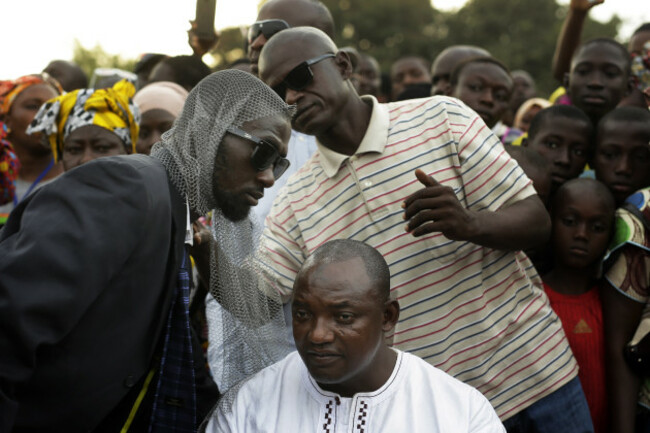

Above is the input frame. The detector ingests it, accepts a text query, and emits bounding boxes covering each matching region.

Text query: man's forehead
[461,62,511,83]
[260,42,314,81]
[573,43,628,68]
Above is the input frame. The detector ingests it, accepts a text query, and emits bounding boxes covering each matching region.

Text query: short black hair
[598,106,650,137]
[552,178,615,219]
[449,56,510,87]
[573,38,631,74]
[300,239,391,303]
[159,55,212,91]
[528,105,594,142]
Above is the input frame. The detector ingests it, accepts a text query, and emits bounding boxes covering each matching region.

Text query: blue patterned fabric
[149,249,196,432]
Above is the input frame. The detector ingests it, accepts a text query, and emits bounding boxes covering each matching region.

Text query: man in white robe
[206,239,505,433]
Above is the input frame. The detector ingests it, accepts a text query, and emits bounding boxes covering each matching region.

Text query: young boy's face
[525,116,591,193]
[567,43,630,122]
[552,184,613,269]
[594,119,650,205]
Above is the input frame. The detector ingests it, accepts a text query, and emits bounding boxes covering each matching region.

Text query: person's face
[62,125,128,171]
[212,114,291,221]
[390,58,431,101]
[594,120,650,205]
[525,117,591,193]
[5,83,58,152]
[430,54,456,96]
[516,105,541,133]
[510,74,535,110]
[567,43,630,122]
[136,109,176,155]
[551,186,613,269]
[629,30,650,55]
[248,7,294,76]
[354,57,381,97]
[292,257,398,396]
[452,63,513,128]
[260,47,347,136]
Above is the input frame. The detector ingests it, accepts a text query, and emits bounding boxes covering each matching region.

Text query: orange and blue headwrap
[0,73,63,116]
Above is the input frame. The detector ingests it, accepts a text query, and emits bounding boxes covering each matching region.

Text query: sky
[3,0,648,79]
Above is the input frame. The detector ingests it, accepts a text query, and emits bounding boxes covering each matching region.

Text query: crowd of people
[1,0,650,431]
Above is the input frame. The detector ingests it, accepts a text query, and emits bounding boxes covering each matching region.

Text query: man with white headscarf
[0,70,294,432]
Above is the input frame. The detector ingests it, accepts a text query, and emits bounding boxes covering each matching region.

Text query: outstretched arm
[403,169,550,251]
[552,0,604,82]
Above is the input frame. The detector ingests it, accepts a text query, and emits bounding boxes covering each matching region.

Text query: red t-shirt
[544,283,606,432]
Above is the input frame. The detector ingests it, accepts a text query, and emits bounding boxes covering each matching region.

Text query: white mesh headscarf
[151,69,295,392]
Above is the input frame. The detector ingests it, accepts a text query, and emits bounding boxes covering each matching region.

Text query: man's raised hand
[402,169,477,239]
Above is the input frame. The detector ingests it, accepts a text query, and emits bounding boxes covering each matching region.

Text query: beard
[212,147,252,222]
[213,187,251,222]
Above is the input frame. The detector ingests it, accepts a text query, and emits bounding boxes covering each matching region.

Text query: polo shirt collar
[317,95,389,178]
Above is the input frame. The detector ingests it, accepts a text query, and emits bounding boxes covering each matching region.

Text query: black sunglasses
[226,126,290,179]
[272,53,336,100]
[247,19,290,43]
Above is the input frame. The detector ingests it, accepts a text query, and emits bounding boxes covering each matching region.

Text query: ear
[335,51,354,80]
[562,72,570,91]
[382,299,400,333]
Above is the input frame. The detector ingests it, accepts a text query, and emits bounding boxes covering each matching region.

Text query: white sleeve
[468,388,507,433]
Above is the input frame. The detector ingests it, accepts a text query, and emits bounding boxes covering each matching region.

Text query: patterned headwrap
[631,41,650,92]
[27,79,140,161]
[0,124,19,206]
[0,73,61,208]
[0,73,63,116]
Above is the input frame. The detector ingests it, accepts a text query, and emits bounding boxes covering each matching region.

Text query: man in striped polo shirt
[257,27,594,431]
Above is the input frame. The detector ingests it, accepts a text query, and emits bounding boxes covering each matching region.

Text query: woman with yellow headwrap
[0,73,63,223]
[28,79,140,171]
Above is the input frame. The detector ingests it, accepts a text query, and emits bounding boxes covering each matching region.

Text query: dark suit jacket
[0,155,190,431]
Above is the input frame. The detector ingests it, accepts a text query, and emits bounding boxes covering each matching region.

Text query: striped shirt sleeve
[257,190,307,303]
[449,101,536,212]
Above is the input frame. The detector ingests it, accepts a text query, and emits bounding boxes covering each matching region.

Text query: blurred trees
[70,0,623,96]
[323,0,436,62]
[72,40,137,80]
[210,27,248,68]
[319,0,620,95]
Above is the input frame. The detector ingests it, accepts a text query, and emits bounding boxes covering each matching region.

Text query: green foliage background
[320,0,620,95]
[72,0,622,96]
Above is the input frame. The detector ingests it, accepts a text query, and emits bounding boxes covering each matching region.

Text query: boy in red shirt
[543,178,616,432]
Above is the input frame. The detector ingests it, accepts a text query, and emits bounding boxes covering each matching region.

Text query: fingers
[192,220,211,245]
[403,194,456,221]
[415,169,440,187]
[404,207,448,234]
[410,221,444,238]
[404,171,454,209]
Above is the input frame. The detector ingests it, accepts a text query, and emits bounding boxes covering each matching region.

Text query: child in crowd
[564,38,633,126]
[543,178,616,433]
[522,105,594,195]
[593,106,650,207]
[513,97,551,133]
